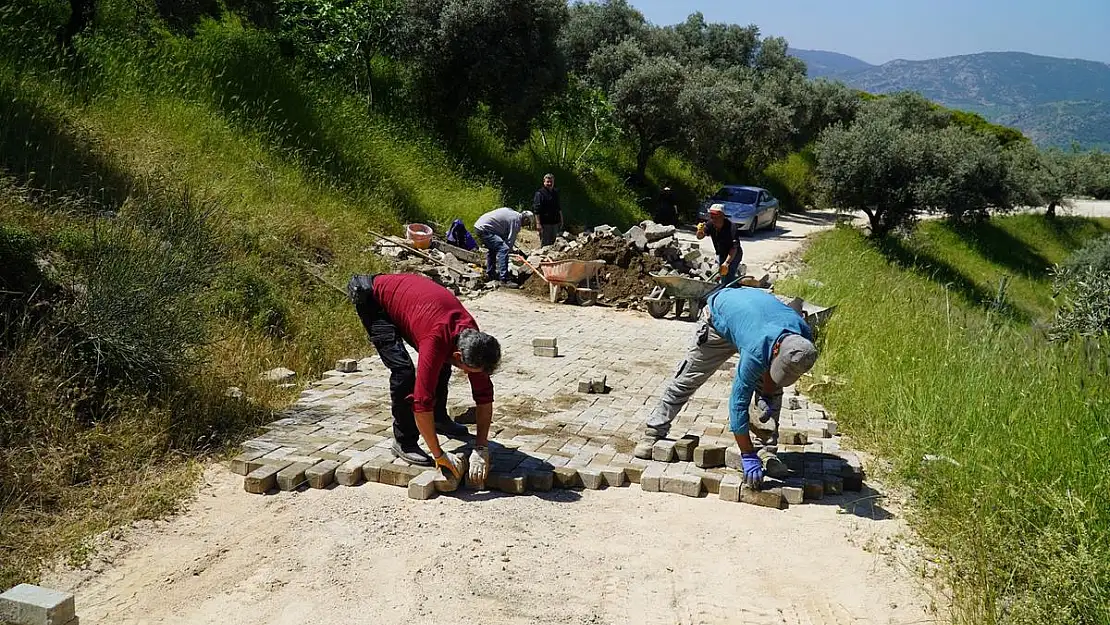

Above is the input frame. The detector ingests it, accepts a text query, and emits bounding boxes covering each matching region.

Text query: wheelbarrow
[643,273,722,319]
[523,258,608,305]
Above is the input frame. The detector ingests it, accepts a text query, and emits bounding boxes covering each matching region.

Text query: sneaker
[764,455,791,479]
[391,440,433,466]
[435,418,471,438]
[633,434,661,460]
[499,281,521,290]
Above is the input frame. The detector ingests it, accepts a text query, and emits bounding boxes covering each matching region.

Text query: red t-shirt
[373,274,494,412]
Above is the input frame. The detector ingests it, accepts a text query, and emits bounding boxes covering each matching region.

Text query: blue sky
[626,0,1110,65]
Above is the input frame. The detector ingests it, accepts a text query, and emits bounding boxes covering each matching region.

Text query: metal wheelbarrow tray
[643,273,720,320]
[539,259,607,305]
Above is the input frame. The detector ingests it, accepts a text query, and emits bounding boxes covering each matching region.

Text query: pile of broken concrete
[372,235,494,299]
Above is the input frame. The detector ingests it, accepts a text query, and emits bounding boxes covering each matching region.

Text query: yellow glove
[435,451,463,482]
[719,264,729,277]
[697,222,706,235]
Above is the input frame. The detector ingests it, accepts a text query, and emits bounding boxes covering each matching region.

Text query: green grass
[780,217,1110,625]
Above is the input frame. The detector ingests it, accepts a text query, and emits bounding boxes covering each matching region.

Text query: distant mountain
[791,49,873,77]
[792,50,1110,149]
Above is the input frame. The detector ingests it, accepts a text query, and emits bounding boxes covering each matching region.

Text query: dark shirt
[372,274,494,412]
[705,219,739,262]
[533,187,562,225]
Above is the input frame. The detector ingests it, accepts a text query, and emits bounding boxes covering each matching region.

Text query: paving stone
[533,346,559,357]
[335,458,365,486]
[823,475,844,496]
[380,462,423,487]
[277,461,315,491]
[617,462,644,484]
[0,583,76,625]
[577,380,592,393]
[589,376,608,394]
[782,486,804,505]
[495,472,527,495]
[408,471,439,500]
[777,428,809,446]
[578,467,605,490]
[740,485,785,509]
[230,449,268,475]
[305,460,340,489]
[244,462,289,494]
[725,445,743,469]
[652,439,677,462]
[719,474,741,502]
[531,337,558,348]
[693,444,726,468]
[803,478,825,501]
[336,358,359,373]
[526,470,554,492]
[553,467,581,489]
[640,465,664,492]
[600,466,626,488]
[661,473,702,498]
[697,470,723,495]
[360,456,390,483]
[674,435,699,461]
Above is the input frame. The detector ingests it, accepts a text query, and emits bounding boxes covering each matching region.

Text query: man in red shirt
[347,273,500,488]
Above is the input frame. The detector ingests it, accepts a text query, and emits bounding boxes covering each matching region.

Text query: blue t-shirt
[707,288,813,434]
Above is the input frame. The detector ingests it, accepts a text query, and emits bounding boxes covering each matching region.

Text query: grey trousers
[540,224,560,247]
[645,308,779,457]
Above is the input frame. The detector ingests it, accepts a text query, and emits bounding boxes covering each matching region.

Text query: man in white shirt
[473,207,534,286]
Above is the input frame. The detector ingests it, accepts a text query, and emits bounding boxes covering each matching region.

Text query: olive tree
[609,56,689,180]
[560,0,646,75]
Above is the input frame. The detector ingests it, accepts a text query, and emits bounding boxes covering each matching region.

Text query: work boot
[633,433,662,460]
[391,440,433,466]
[764,455,790,479]
[435,417,471,438]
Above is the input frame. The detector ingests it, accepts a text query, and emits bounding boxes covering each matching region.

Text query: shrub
[1052,234,1110,340]
[762,149,816,211]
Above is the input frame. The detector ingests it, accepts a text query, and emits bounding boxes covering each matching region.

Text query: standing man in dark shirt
[697,204,743,284]
[533,173,563,247]
[654,186,678,227]
[347,273,500,489]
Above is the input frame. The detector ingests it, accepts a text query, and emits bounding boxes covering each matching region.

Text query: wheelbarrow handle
[511,253,551,284]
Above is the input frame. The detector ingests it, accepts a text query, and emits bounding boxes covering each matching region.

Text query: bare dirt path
[674,209,843,274]
[42,210,943,625]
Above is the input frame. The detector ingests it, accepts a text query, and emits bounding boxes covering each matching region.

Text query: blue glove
[741,451,764,490]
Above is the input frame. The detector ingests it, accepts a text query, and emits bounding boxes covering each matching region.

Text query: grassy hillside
[780,215,1110,625]
[0,8,715,588]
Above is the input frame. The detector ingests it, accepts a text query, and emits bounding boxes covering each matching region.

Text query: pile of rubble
[371,235,495,298]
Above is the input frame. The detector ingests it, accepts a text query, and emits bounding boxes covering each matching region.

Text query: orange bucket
[406,223,433,250]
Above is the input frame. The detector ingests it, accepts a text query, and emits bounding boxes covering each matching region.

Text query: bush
[762,149,816,211]
[1052,234,1110,340]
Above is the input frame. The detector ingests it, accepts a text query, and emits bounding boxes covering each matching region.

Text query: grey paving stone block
[305,460,340,489]
[360,456,390,483]
[336,358,359,373]
[640,464,664,492]
[533,346,559,357]
[277,462,314,491]
[651,439,677,462]
[725,445,742,469]
[777,428,809,446]
[0,583,75,625]
[662,473,703,498]
[552,467,581,489]
[740,485,785,509]
[244,462,288,494]
[531,337,558,348]
[719,474,741,502]
[380,462,424,487]
[618,463,644,484]
[335,458,365,486]
[589,376,607,394]
[526,470,554,492]
[674,435,699,461]
[600,466,626,488]
[693,444,726,469]
[408,471,439,500]
[578,467,605,490]
[697,470,723,495]
[782,486,804,505]
[578,380,592,393]
[495,472,527,495]
[229,449,268,475]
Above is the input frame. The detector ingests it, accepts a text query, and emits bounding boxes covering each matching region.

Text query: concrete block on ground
[229,449,267,475]
[0,584,75,625]
[408,471,439,500]
[335,358,359,373]
[361,456,390,483]
[725,445,742,469]
[803,478,825,501]
[674,435,699,461]
[640,465,664,492]
[526,470,554,492]
[552,467,581,489]
[777,428,809,446]
[531,337,558,348]
[335,458,365,486]
[719,474,741,502]
[787,396,808,410]
[600,466,626,488]
[694,444,726,468]
[577,380,592,393]
[618,463,644,484]
[533,346,559,358]
[277,461,315,491]
[305,459,340,489]
[740,485,786,509]
[697,470,723,495]
[244,462,288,494]
[578,467,605,490]
[782,486,804,505]
[589,376,607,394]
[380,462,423,487]
[663,473,703,498]
[651,439,677,462]
[495,472,527,495]
[813,419,838,436]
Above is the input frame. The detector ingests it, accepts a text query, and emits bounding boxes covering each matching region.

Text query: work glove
[435,451,464,483]
[719,264,729,277]
[740,451,764,490]
[469,446,491,490]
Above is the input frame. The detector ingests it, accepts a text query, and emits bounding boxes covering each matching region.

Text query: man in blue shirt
[635,288,818,490]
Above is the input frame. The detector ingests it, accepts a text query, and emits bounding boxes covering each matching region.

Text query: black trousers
[348,275,453,446]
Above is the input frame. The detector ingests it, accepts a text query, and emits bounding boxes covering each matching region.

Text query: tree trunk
[59,0,96,51]
[635,140,653,183]
[1046,201,1057,219]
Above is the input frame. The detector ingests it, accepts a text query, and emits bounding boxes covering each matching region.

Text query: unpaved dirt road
[42,209,944,625]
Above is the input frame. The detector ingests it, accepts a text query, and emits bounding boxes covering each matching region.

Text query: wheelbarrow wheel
[647,299,673,319]
[576,288,598,306]
[550,283,575,304]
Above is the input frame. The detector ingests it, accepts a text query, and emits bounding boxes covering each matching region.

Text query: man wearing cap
[697,205,742,283]
[473,207,534,287]
[634,288,818,490]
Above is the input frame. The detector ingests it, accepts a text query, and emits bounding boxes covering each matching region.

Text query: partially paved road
[44,210,940,625]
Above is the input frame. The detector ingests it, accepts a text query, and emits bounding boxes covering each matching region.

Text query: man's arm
[414,410,444,458]
[729,352,763,452]
[475,403,493,447]
[412,340,448,457]
[532,192,543,231]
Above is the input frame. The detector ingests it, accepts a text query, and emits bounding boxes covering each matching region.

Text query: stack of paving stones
[1,584,79,625]
[234,294,866,506]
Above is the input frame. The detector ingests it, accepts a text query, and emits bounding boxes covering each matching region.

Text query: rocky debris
[644,222,676,243]
[370,235,505,299]
[259,367,296,383]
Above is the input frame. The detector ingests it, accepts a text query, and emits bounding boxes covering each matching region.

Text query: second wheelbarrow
[643,273,721,319]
